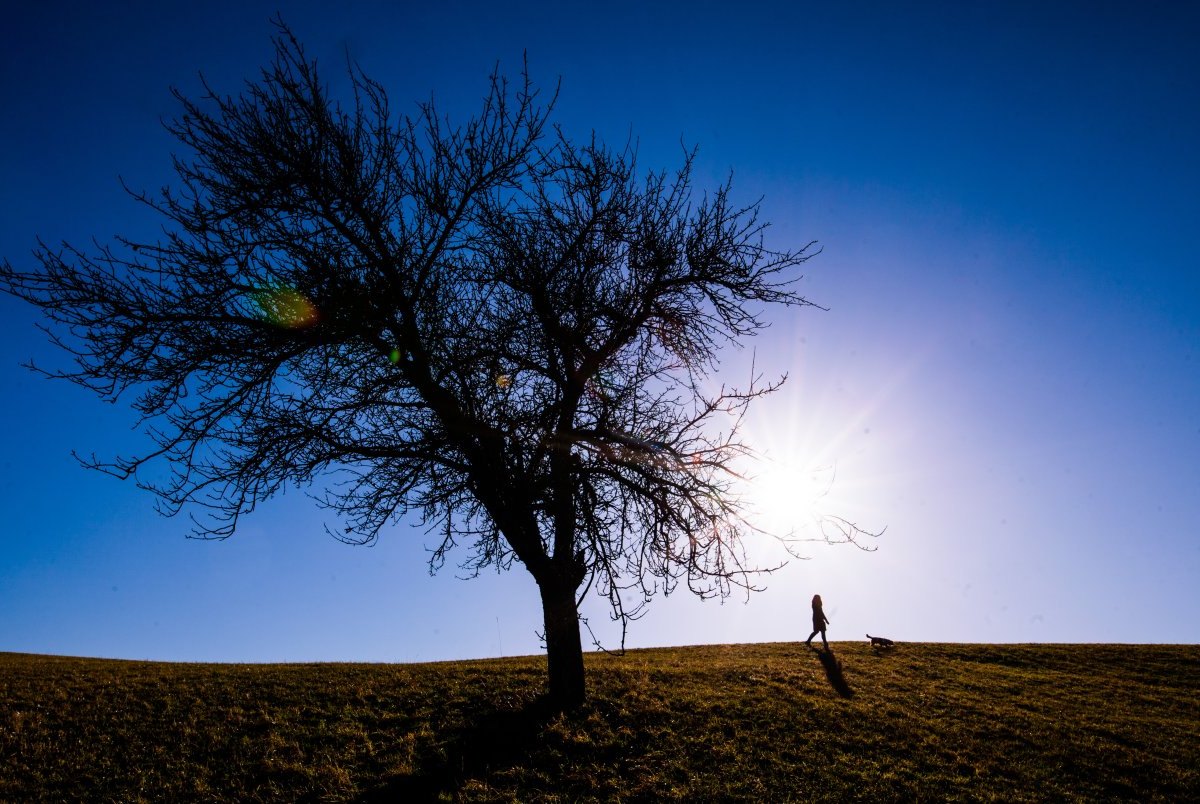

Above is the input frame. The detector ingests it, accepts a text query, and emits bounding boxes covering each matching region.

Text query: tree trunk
[538,575,586,711]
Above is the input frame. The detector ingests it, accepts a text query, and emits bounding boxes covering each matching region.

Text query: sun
[745,458,837,537]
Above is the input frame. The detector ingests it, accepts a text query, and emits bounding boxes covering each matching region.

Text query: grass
[2,642,1197,801]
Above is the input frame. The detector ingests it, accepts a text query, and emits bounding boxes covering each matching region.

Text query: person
[806,594,830,649]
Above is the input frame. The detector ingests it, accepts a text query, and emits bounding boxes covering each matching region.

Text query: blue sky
[1,1,1197,662]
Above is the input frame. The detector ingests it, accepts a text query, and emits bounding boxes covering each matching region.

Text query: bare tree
[0,28,865,709]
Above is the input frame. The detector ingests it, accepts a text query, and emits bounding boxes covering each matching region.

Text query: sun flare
[746,459,837,536]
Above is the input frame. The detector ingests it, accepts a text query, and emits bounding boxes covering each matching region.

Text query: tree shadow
[812,647,854,698]
[354,696,556,802]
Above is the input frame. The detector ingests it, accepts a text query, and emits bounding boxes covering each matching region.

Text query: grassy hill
[2,642,1197,801]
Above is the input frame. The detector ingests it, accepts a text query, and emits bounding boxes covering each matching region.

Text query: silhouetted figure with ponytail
[806,593,830,649]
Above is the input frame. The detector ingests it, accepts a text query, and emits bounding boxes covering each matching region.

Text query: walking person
[806,594,830,649]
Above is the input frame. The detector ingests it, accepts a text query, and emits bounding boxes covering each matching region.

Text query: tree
[1,30,855,710]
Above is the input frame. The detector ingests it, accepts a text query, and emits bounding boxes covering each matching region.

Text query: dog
[866,633,895,648]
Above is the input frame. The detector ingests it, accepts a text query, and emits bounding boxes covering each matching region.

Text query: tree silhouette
[1,28,853,709]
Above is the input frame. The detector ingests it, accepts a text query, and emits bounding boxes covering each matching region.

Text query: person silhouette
[805,593,830,649]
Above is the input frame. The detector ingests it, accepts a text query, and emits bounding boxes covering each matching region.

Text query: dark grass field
[2,642,1197,801]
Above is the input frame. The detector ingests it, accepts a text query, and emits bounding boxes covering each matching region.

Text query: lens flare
[252,285,319,329]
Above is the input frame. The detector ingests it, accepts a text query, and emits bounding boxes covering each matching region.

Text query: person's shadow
[811,646,854,698]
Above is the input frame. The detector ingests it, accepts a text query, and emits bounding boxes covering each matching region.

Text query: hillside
[2,642,1197,801]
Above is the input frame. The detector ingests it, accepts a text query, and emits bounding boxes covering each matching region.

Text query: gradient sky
[2,1,1197,663]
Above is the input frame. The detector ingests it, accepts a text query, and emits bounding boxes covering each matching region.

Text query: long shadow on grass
[813,647,854,698]
[355,696,555,801]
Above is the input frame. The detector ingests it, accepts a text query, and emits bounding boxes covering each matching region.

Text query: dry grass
[2,642,1197,801]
